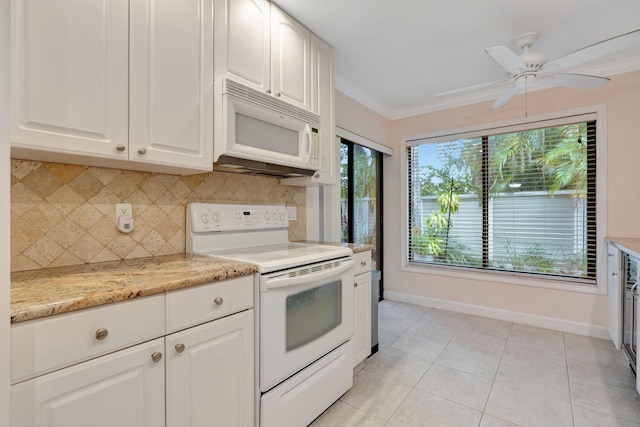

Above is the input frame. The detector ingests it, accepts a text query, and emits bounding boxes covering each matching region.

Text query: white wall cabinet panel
[353,251,372,367]
[282,35,337,187]
[11,338,165,427]
[270,5,311,111]
[166,309,254,427]
[11,0,129,159]
[129,0,214,171]
[215,0,270,92]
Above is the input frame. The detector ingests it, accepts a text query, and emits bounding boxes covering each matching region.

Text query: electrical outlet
[116,203,132,221]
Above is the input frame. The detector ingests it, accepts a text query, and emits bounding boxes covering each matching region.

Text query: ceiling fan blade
[433,79,510,97]
[492,85,521,109]
[550,29,640,71]
[485,46,527,73]
[542,73,610,89]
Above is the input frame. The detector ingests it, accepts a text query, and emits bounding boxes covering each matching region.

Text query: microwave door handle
[305,129,311,164]
[262,260,354,291]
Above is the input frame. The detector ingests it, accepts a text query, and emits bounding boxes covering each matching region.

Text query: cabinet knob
[214,297,224,306]
[354,282,358,288]
[275,92,281,97]
[175,343,185,354]
[151,352,163,363]
[115,144,126,152]
[314,173,320,179]
[360,260,367,266]
[95,328,109,340]
[137,147,147,155]
[266,89,271,94]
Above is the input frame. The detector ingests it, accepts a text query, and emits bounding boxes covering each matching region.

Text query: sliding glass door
[341,139,383,295]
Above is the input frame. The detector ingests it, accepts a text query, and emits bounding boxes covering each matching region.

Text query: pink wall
[335,69,640,334]
[335,90,391,145]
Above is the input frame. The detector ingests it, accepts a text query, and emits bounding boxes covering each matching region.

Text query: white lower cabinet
[353,251,372,367]
[166,309,254,427]
[11,338,165,427]
[11,276,255,426]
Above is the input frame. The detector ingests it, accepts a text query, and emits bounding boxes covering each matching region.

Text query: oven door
[259,258,354,392]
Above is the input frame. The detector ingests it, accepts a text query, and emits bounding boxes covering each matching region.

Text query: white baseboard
[384,291,611,340]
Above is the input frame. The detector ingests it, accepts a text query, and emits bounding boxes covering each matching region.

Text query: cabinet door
[130,0,214,171]
[166,309,254,427]
[270,5,311,110]
[353,271,372,367]
[281,34,336,187]
[607,244,622,348]
[11,0,129,159]
[215,0,270,92]
[11,339,165,427]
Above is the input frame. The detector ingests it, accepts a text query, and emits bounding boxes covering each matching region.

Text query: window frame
[400,105,608,295]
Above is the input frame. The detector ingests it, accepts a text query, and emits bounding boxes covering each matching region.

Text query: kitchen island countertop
[11,254,257,324]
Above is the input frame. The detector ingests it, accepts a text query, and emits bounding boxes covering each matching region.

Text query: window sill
[401,261,605,295]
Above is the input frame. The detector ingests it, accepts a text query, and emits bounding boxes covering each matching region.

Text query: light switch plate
[287,206,297,220]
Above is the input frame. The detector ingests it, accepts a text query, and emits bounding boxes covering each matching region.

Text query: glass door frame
[341,138,384,300]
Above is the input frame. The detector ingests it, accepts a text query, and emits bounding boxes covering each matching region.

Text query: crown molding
[337,55,640,121]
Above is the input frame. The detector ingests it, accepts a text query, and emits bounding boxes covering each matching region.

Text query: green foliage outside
[413,123,589,274]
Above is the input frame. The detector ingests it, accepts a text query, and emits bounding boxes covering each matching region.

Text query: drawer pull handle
[175,343,185,354]
[95,328,109,340]
[612,272,618,277]
[360,261,367,266]
[214,297,224,306]
[151,352,163,363]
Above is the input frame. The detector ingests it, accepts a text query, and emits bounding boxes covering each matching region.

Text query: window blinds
[407,119,597,283]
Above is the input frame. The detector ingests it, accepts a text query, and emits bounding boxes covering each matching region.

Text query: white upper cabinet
[282,34,337,186]
[270,5,311,110]
[129,0,214,171]
[215,1,312,111]
[214,0,271,92]
[11,0,214,174]
[11,0,129,159]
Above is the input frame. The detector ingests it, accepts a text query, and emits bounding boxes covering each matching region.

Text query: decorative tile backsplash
[10,160,306,272]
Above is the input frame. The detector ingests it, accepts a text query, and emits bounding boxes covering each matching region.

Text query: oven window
[286,281,342,351]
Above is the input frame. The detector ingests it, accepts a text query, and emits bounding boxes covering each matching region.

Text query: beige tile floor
[310,300,640,427]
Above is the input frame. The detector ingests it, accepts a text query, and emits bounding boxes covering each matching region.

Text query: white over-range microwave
[213,78,321,177]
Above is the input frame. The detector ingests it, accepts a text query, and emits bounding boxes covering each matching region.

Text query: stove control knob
[201,214,210,223]
[212,213,221,222]
[272,211,278,220]
[279,213,286,221]
[265,212,271,220]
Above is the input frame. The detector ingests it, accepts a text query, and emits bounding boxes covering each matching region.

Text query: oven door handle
[262,260,354,290]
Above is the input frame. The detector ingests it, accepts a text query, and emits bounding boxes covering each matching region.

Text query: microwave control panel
[187,203,288,233]
[308,127,321,169]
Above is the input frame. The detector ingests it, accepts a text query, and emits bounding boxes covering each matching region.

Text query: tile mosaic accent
[11,160,307,271]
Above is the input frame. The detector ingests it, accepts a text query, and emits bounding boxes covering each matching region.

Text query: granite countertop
[11,254,257,324]
[607,237,640,260]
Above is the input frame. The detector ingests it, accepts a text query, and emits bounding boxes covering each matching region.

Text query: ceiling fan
[434,29,640,109]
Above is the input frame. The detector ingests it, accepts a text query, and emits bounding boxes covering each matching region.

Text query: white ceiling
[273,0,640,119]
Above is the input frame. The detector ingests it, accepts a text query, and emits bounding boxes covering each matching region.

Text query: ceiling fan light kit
[434,29,640,109]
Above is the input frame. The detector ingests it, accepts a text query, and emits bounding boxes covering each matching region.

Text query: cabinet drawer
[166,276,253,333]
[11,294,165,384]
[353,250,372,276]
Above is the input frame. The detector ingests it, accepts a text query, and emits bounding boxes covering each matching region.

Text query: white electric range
[186,203,355,427]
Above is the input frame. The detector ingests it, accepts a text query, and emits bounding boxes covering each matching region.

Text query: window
[406,118,597,283]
